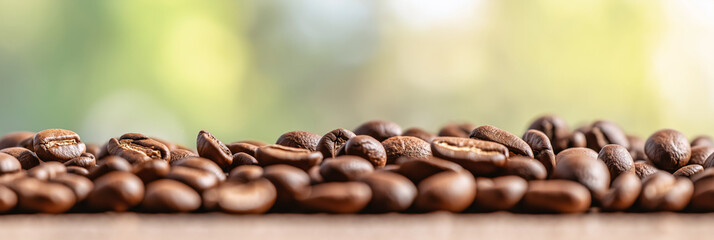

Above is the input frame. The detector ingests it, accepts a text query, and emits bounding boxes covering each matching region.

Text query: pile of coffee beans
[1,115,714,214]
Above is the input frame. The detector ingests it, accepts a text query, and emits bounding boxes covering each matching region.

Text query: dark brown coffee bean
[689,177,714,211]
[397,156,463,183]
[402,127,436,143]
[230,152,259,167]
[691,168,714,183]
[381,136,432,164]
[18,137,34,152]
[627,135,647,160]
[84,143,100,157]
[88,156,131,180]
[567,131,587,148]
[33,129,86,162]
[702,151,714,169]
[469,125,533,158]
[226,142,259,157]
[228,165,264,183]
[376,164,400,174]
[0,152,21,175]
[634,161,659,179]
[0,147,41,170]
[598,144,635,179]
[344,135,387,168]
[151,137,178,151]
[471,176,527,212]
[521,180,591,213]
[527,115,570,152]
[132,159,171,183]
[202,179,277,214]
[95,142,110,160]
[255,145,323,171]
[601,172,641,211]
[168,149,198,164]
[438,123,475,138]
[353,120,403,142]
[172,157,226,182]
[359,171,417,213]
[522,130,556,176]
[320,156,374,182]
[64,152,96,169]
[691,135,714,148]
[689,146,714,166]
[27,162,66,180]
[300,181,372,213]
[167,166,219,192]
[107,133,170,164]
[308,165,323,184]
[645,129,691,172]
[0,131,34,149]
[276,131,321,152]
[10,177,76,213]
[87,171,145,212]
[49,173,93,202]
[316,128,356,159]
[197,130,233,170]
[142,179,201,212]
[0,171,24,185]
[413,170,476,213]
[66,166,89,176]
[673,164,703,178]
[431,137,508,176]
[503,156,547,180]
[638,171,693,211]
[263,164,311,210]
[552,148,610,200]
[0,185,17,213]
[585,121,630,152]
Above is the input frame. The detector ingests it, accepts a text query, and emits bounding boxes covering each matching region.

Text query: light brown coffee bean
[0,185,17,213]
[33,129,86,162]
[107,133,170,164]
[0,152,21,175]
[673,164,703,178]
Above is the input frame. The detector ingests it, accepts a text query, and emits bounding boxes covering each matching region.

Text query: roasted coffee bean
[552,148,610,200]
[702,151,714,169]
[438,123,475,138]
[316,128,356,159]
[634,161,659,179]
[397,156,463,183]
[522,130,556,175]
[64,152,96,169]
[132,159,171,183]
[413,170,476,213]
[567,131,587,149]
[196,130,233,169]
[276,131,321,152]
[107,133,170,164]
[376,164,400,174]
[263,164,311,210]
[503,156,547,180]
[0,131,34,149]
[601,172,641,211]
[645,129,691,172]
[521,180,591,213]
[27,162,66,180]
[688,146,714,166]
[49,173,94,202]
[169,149,198,164]
[66,166,89,176]
[33,129,86,162]
[151,137,178,151]
[627,135,647,160]
[226,142,259,157]
[95,143,110,160]
[0,152,21,175]
[172,157,226,182]
[300,181,372,213]
[689,177,714,211]
[237,140,268,147]
[228,165,264,183]
[381,136,432,164]
[673,164,703,178]
[527,115,570,152]
[231,152,259,167]
[431,137,508,176]
[359,171,417,213]
[585,121,630,151]
[84,143,101,157]
[598,144,635,178]
[320,156,374,182]
[87,171,145,212]
[469,125,533,158]
[0,171,25,185]
[0,185,17,213]
[638,171,693,211]
[10,177,76,213]
[353,120,402,142]
[0,147,41,169]
[691,135,714,148]
[202,179,277,214]
[167,166,219,193]
[88,156,131,180]
[471,176,527,212]
[691,168,714,184]
[402,127,436,143]
[142,179,201,212]
[344,135,387,168]
[19,137,34,152]
[255,145,322,171]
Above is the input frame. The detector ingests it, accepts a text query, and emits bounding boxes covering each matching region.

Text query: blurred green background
[1,0,713,146]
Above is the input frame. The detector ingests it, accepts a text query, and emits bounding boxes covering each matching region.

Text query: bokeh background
[1,0,714,146]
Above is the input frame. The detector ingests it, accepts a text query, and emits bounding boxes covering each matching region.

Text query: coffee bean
[552,148,610,200]
[107,133,170,164]
[397,156,463,183]
[226,142,259,157]
[567,131,587,149]
[151,137,179,151]
[308,165,323,185]
[10,177,76,213]
[634,161,659,179]
[197,130,233,170]
[33,129,86,162]
[49,173,94,202]
[402,127,436,143]
[521,180,591,213]
[527,115,570,152]
[202,179,277,214]
[359,171,417,213]
[0,185,17,213]
[376,164,400,174]
[0,152,21,175]
[471,176,527,212]
[84,143,100,157]
[413,170,476,213]
[503,156,547,180]
[276,131,321,152]
[469,125,533,158]
[88,156,131,180]
[18,137,34,152]
[228,165,264,183]
[601,172,641,211]
[626,135,647,160]
[317,128,356,159]
[585,121,630,152]
[0,131,34,149]
[431,137,508,176]
[438,123,475,138]
[344,135,387,168]
[691,168,714,184]
[300,181,372,213]
[645,129,691,172]
[598,144,635,179]
[27,162,66,180]
[237,140,268,147]
[167,166,219,192]
[142,179,201,212]
[688,146,714,166]
[702,150,714,169]
[64,152,96,169]
[320,156,374,182]
[691,135,714,148]
[673,164,703,178]
[689,177,714,211]
[231,152,259,167]
[522,130,556,176]
[0,171,25,185]
[381,136,432,164]
[0,147,41,169]
[132,159,171,183]
[87,171,145,212]
[255,145,323,171]
[353,120,403,142]
[168,149,198,164]
[172,157,226,182]
[95,143,110,160]
[66,166,89,176]
[638,171,693,211]
[263,164,311,211]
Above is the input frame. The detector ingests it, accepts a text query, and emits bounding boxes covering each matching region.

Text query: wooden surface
[0,212,710,240]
